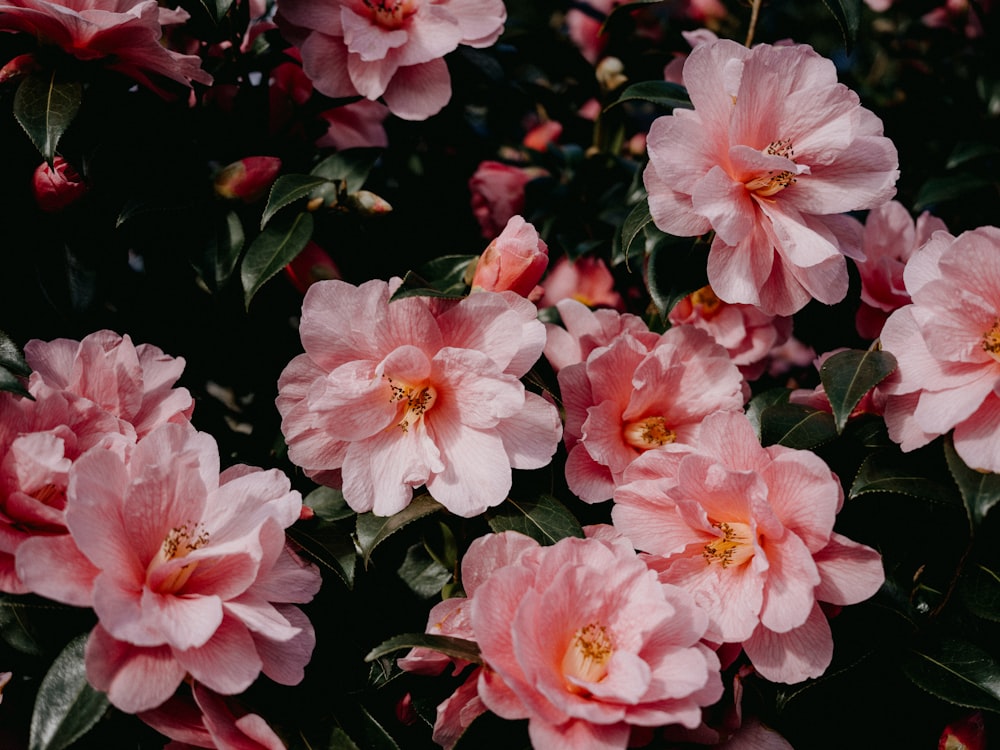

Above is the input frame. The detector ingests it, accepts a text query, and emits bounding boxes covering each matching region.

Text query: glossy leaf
[241,211,314,308]
[355,494,443,568]
[819,0,862,52]
[944,436,1000,529]
[645,234,709,320]
[304,486,356,523]
[915,173,994,212]
[759,403,838,449]
[0,367,31,399]
[849,451,960,505]
[261,175,331,229]
[901,637,1000,713]
[959,564,1000,623]
[819,348,897,432]
[618,198,653,271]
[0,330,30,377]
[0,594,44,656]
[365,633,482,665]
[13,71,82,164]
[328,728,362,750]
[286,521,357,590]
[194,210,244,291]
[398,543,452,599]
[391,254,477,301]
[310,148,382,193]
[486,494,584,546]
[607,80,691,112]
[29,633,109,750]
[745,388,790,440]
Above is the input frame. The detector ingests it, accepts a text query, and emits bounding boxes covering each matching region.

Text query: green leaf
[645,234,709,320]
[901,637,1000,713]
[29,633,109,750]
[0,367,31,399]
[849,450,961,505]
[286,521,357,590]
[818,349,897,432]
[355,494,443,568]
[915,173,994,212]
[353,704,401,750]
[398,543,452,599]
[946,141,1000,170]
[13,70,82,163]
[944,436,1000,529]
[617,199,653,271]
[745,388,790,441]
[391,255,477,301]
[759,403,838,449]
[310,148,382,193]
[194,211,245,291]
[0,595,44,656]
[607,80,692,113]
[328,728,361,750]
[819,0,862,52]
[364,633,482,665]
[486,494,584,546]
[304,486,356,522]
[261,175,331,229]
[959,564,1000,623]
[0,330,31,377]
[241,211,314,308]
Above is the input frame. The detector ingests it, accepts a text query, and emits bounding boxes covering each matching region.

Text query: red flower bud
[471,215,549,298]
[284,241,341,294]
[32,156,87,212]
[214,156,282,203]
[940,712,986,750]
[0,53,40,84]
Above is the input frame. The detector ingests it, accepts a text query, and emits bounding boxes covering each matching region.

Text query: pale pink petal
[813,532,885,605]
[86,626,186,714]
[742,603,833,683]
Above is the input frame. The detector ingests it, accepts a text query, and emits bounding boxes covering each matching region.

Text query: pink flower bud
[939,712,986,750]
[213,156,282,202]
[346,189,392,216]
[32,156,87,212]
[471,215,549,298]
[522,120,562,151]
[0,53,40,84]
[284,241,341,294]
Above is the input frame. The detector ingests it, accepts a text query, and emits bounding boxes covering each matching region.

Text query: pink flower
[470,215,549,298]
[467,530,724,749]
[537,255,624,311]
[32,156,87,212]
[214,157,282,204]
[543,298,658,374]
[522,120,562,152]
[879,226,1000,472]
[0,0,212,97]
[283,241,342,295]
[34,423,321,714]
[316,99,390,150]
[668,284,792,381]
[853,201,948,340]
[643,39,898,315]
[275,0,506,121]
[565,0,622,63]
[612,410,885,683]
[557,323,746,503]
[469,160,546,239]
[276,279,562,517]
[140,682,286,750]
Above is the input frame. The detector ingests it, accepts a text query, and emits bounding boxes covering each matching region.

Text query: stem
[745,0,762,47]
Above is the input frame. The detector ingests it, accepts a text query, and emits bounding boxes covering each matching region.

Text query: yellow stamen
[982,318,1000,362]
[703,521,755,568]
[150,522,209,594]
[690,285,723,319]
[745,139,798,198]
[385,376,436,432]
[562,622,613,691]
[623,416,676,450]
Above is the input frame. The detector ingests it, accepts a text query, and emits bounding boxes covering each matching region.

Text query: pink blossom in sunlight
[276,279,562,517]
[0,0,212,97]
[668,284,792,381]
[557,323,745,503]
[275,0,506,121]
[471,215,549,299]
[469,160,547,239]
[643,39,898,315]
[612,410,885,683]
[537,255,624,311]
[854,200,947,340]
[879,226,1000,473]
[468,530,723,749]
[24,422,321,714]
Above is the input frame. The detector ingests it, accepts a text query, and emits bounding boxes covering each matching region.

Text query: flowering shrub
[1,1,999,749]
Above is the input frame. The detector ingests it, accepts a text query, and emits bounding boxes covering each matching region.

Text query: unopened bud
[596,56,628,92]
[0,53,40,84]
[284,241,341,294]
[471,215,548,298]
[939,712,986,750]
[214,156,282,203]
[347,190,392,216]
[32,156,87,212]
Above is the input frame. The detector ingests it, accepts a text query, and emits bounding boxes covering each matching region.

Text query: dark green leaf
[946,141,1000,170]
[286,521,357,590]
[365,633,482,665]
[819,349,897,432]
[959,564,1000,623]
[819,0,862,52]
[355,494,443,568]
[850,450,961,505]
[745,388,790,441]
[354,704,401,750]
[398,543,452,599]
[486,494,584,546]
[0,367,32,399]
[241,211,314,308]
[901,637,1000,713]
[29,633,109,750]
[304,486,356,522]
[759,403,838,449]
[261,175,332,229]
[915,174,994,212]
[194,211,245,291]
[391,255,477,301]
[13,71,82,163]
[310,148,382,193]
[617,199,653,271]
[328,728,361,750]
[607,80,691,113]
[944,437,1000,529]
[645,234,709,320]
[0,595,44,656]
[0,330,31,377]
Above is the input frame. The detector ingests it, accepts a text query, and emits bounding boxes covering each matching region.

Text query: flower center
[703,521,755,568]
[562,622,613,690]
[623,416,676,450]
[385,376,436,432]
[363,0,417,29]
[689,285,723,319]
[32,483,64,509]
[982,318,1000,362]
[149,522,209,594]
[744,139,797,198]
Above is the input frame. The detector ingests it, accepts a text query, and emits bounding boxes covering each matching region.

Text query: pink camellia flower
[139,681,286,750]
[612,410,885,683]
[537,255,624,311]
[32,156,87,212]
[214,157,282,204]
[643,39,899,316]
[878,226,1000,472]
[853,200,947,340]
[0,0,212,97]
[470,215,549,299]
[316,98,390,150]
[556,322,746,503]
[275,0,506,121]
[468,160,547,239]
[668,284,792,381]
[22,422,321,714]
[543,298,658,374]
[923,0,992,38]
[276,278,562,517]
